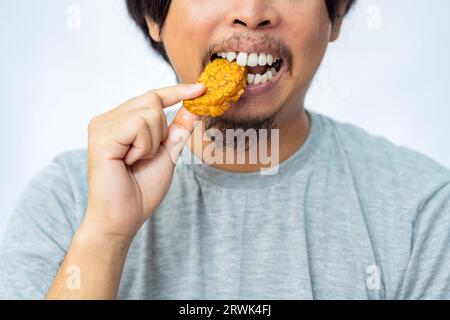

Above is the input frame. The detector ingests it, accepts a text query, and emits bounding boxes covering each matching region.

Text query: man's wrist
[47,219,131,300]
[73,218,133,263]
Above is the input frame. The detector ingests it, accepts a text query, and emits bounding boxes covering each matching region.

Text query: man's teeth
[258,53,267,66]
[226,52,237,62]
[216,51,281,67]
[247,68,278,85]
[216,51,281,85]
[247,53,258,67]
[236,52,248,66]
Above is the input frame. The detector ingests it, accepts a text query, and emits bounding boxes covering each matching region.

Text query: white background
[1,0,449,239]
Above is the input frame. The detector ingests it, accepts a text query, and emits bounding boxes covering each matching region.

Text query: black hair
[126,0,356,64]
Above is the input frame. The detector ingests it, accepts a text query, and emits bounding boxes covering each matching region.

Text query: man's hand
[84,83,205,241]
[47,84,205,299]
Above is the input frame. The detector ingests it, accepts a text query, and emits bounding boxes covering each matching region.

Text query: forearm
[46,220,131,300]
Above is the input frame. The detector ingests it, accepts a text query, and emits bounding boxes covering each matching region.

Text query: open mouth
[210,51,284,86]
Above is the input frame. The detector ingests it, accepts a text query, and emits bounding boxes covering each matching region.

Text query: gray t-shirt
[1,109,450,300]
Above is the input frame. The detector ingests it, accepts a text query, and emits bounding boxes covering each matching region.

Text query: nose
[227,0,280,30]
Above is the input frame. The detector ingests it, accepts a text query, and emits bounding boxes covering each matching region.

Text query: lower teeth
[247,67,278,85]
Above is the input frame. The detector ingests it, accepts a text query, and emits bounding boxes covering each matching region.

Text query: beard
[203,106,281,150]
[204,96,282,132]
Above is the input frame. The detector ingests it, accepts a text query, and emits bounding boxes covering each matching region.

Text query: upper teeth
[216,51,280,67]
[216,51,281,85]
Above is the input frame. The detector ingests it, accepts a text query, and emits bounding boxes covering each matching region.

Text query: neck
[187,104,310,173]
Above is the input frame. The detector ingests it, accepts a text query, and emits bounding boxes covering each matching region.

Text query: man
[1,0,449,300]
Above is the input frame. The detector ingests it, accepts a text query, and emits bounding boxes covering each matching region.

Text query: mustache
[201,33,293,75]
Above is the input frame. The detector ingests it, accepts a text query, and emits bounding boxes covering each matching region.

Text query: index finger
[151,83,206,108]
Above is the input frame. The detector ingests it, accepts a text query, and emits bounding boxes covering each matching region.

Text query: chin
[225,94,284,118]
[204,99,282,132]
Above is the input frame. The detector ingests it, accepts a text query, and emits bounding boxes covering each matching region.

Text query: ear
[145,16,162,42]
[329,0,349,42]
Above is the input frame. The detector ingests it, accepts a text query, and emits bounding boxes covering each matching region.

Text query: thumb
[162,106,203,164]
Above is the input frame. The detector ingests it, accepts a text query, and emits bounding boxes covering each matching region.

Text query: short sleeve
[398,182,450,299]
[0,155,78,299]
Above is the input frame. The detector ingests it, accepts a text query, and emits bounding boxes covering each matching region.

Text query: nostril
[233,19,247,26]
[233,19,271,28]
